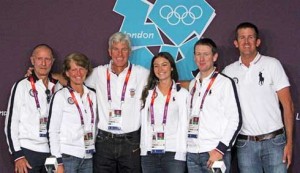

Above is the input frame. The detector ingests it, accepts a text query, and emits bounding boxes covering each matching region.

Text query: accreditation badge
[187,116,199,139]
[108,109,122,130]
[84,131,95,154]
[151,125,165,154]
[39,116,48,137]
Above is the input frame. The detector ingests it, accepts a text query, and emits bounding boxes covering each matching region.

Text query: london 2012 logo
[113,0,215,80]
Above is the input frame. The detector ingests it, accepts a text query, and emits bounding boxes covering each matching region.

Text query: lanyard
[190,71,218,111]
[68,88,95,126]
[106,63,132,103]
[29,76,41,111]
[150,82,173,125]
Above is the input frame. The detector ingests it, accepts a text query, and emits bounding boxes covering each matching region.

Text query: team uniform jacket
[85,61,149,134]
[140,82,189,161]
[5,73,58,161]
[187,69,242,155]
[48,85,97,164]
[222,53,290,135]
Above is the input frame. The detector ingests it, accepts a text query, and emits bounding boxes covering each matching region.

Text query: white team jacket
[5,73,58,161]
[140,82,189,161]
[48,85,97,164]
[187,69,242,154]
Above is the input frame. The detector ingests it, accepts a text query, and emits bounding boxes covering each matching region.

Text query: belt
[237,128,284,142]
[97,129,140,139]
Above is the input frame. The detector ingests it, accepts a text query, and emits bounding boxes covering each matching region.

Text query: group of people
[4,22,294,173]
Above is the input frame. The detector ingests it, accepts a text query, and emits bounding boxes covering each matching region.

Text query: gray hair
[108,32,132,51]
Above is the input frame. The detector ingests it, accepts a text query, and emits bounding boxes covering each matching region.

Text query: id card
[39,117,48,137]
[188,116,199,139]
[84,131,95,154]
[108,109,122,130]
[151,125,165,154]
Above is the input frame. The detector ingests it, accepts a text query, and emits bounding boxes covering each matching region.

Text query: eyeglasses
[45,89,51,103]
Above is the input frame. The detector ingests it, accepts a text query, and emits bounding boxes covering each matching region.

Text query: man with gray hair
[85,32,149,173]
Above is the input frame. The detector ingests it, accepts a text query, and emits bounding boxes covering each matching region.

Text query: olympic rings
[159,5,203,26]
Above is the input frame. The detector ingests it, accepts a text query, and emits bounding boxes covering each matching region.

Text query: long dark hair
[141,52,178,109]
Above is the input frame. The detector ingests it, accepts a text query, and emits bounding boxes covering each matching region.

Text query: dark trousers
[22,147,50,173]
[93,129,141,173]
[141,152,186,173]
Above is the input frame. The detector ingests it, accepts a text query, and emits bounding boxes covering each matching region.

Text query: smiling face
[66,60,88,86]
[194,44,218,77]
[234,27,261,58]
[153,56,173,82]
[108,41,130,72]
[30,47,54,78]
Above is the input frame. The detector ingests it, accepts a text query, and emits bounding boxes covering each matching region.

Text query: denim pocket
[96,134,109,142]
[124,135,140,145]
[235,139,248,148]
[271,133,286,146]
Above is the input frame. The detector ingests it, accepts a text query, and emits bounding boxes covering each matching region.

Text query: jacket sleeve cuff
[216,142,228,155]
[13,150,25,161]
[57,157,63,164]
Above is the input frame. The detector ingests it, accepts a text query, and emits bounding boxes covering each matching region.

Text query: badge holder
[151,126,165,154]
[39,116,48,137]
[108,109,122,130]
[84,131,95,154]
[188,116,200,139]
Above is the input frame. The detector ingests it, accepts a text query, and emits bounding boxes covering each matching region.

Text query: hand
[52,73,68,86]
[25,67,34,77]
[56,165,64,173]
[207,149,223,169]
[14,158,32,173]
[282,143,293,168]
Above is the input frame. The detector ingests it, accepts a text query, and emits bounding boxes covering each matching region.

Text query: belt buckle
[248,136,259,141]
[254,136,260,141]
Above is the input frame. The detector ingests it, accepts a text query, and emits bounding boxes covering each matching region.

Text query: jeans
[187,151,231,173]
[236,133,287,173]
[93,130,141,173]
[141,152,186,173]
[62,154,92,173]
[22,147,50,173]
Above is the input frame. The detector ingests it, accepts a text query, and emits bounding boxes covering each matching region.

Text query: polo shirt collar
[239,52,262,66]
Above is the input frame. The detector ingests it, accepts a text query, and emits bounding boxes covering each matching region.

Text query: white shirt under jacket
[140,82,189,161]
[187,69,242,155]
[48,85,97,163]
[85,61,149,134]
[4,73,59,161]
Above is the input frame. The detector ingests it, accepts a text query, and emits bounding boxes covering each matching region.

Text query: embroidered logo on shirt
[67,97,74,104]
[259,72,264,86]
[130,88,136,98]
[29,89,35,97]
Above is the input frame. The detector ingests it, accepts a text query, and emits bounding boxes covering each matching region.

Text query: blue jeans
[22,147,50,173]
[62,154,92,173]
[236,133,287,173]
[187,151,231,173]
[93,130,141,173]
[141,152,186,173]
